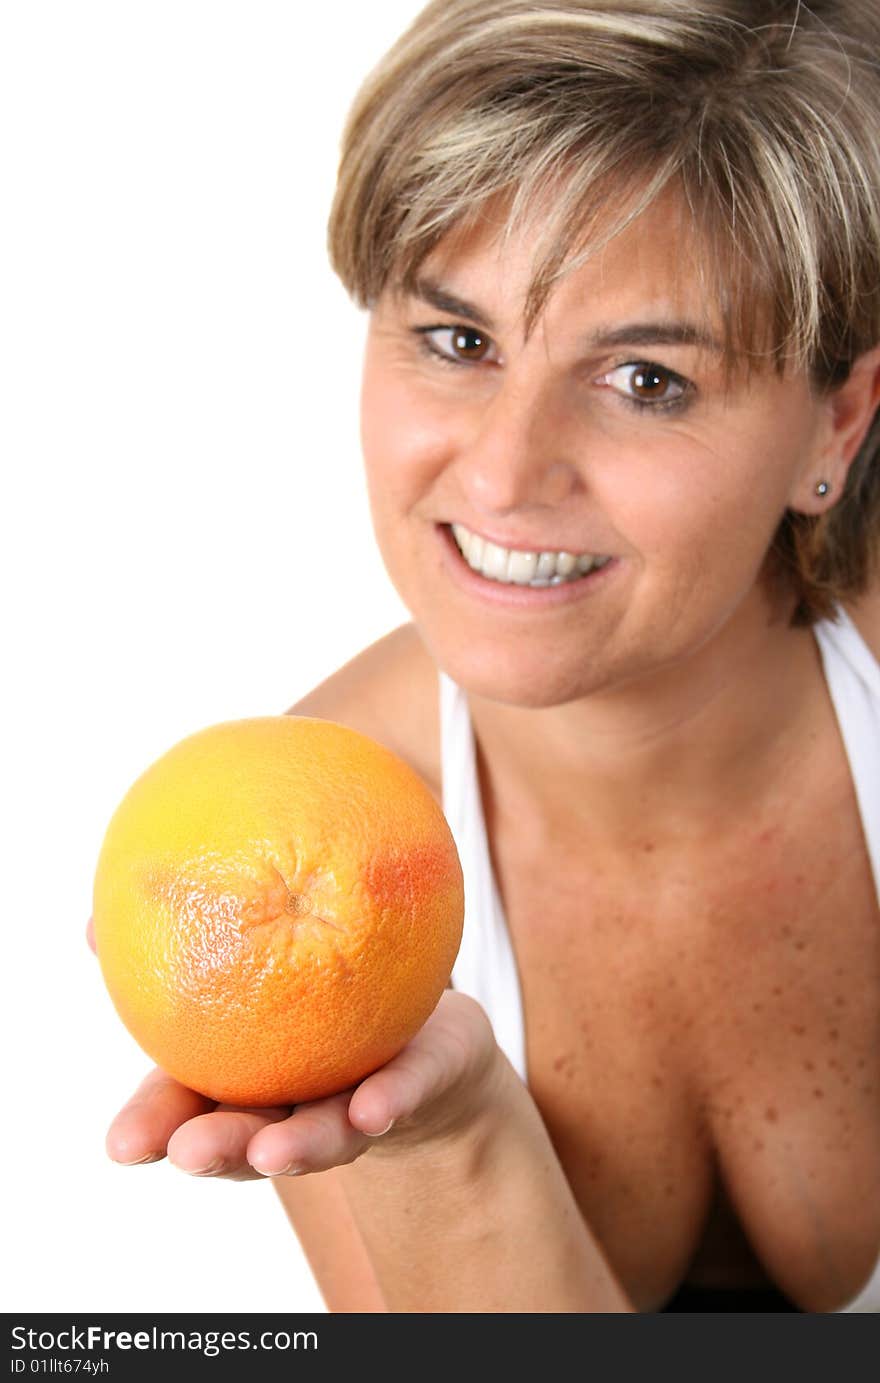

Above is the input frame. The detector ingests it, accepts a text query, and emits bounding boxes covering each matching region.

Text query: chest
[491,801,880,1311]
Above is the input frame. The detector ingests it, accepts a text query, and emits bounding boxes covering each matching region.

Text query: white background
[2,0,425,1314]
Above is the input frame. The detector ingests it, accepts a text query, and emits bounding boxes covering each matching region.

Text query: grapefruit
[92,716,464,1106]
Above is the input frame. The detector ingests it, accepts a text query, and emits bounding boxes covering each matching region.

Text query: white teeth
[507,550,539,583]
[450,523,608,587]
[468,531,486,568]
[482,541,511,581]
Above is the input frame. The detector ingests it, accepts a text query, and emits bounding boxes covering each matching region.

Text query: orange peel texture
[93,716,464,1106]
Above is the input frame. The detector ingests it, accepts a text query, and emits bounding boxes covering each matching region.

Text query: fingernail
[366,1118,395,1138]
[249,1156,306,1177]
[176,1158,224,1176]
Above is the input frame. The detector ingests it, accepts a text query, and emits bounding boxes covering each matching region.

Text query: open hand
[87,917,497,1181]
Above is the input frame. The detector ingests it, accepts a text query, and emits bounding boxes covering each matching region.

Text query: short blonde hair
[328,0,880,622]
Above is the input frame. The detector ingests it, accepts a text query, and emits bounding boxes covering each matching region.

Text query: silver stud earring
[815,480,830,498]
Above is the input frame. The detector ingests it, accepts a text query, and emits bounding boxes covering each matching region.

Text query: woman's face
[359,195,834,706]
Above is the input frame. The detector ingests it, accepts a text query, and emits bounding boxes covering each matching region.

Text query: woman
[93,0,880,1311]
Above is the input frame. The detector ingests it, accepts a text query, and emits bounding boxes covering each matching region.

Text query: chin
[418,628,614,708]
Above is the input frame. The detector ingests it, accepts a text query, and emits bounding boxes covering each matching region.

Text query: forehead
[412,187,716,338]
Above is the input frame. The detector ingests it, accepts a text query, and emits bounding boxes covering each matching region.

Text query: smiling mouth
[449,522,611,588]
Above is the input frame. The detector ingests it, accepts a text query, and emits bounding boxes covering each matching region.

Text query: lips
[436,523,616,609]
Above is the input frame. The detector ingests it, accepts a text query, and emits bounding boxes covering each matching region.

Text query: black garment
[661,1284,800,1312]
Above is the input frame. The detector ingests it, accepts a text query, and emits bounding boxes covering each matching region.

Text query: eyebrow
[587,322,723,353]
[409,275,723,355]
[411,277,495,330]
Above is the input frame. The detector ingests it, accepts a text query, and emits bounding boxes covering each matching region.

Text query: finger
[86,916,96,954]
[247,1090,372,1177]
[167,1105,292,1181]
[106,1067,215,1165]
[347,990,494,1135]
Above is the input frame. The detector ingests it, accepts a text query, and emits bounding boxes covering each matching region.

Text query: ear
[789,345,880,515]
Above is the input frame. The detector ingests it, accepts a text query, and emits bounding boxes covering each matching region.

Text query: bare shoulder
[842,585,880,661]
[284,621,442,802]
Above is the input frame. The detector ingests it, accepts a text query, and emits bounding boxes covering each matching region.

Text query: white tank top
[440,607,880,1312]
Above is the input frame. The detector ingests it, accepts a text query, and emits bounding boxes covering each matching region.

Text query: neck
[466,593,825,852]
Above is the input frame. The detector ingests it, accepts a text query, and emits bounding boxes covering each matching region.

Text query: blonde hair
[328,0,880,622]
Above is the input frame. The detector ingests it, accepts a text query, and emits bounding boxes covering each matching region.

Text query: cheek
[611,425,785,544]
[360,365,453,508]
[598,427,793,587]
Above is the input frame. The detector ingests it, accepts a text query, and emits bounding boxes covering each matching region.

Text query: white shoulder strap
[813,608,880,907]
[439,670,528,1081]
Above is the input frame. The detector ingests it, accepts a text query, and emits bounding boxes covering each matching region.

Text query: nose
[453,374,582,519]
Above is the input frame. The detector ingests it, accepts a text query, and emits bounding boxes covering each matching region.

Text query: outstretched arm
[319,1007,634,1313]
[91,917,632,1312]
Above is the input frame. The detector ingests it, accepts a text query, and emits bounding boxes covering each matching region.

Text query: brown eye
[599,361,690,410]
[414,324,499,365]
[450,327,490,360]
[631,365,672,398]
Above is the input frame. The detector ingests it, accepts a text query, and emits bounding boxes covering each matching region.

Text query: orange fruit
[92,716,464,1106]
